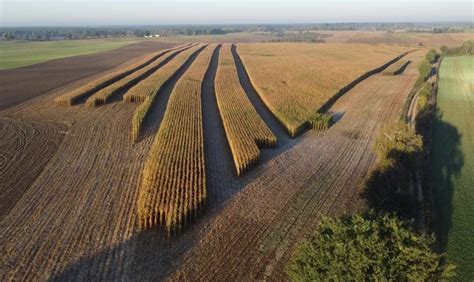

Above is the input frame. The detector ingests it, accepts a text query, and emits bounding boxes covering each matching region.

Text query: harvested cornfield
[215,44,276,176]
[54,44,187,106]
[382,59,410,75]
[237,43,411,136]
[130,44,204,142]
[138,45,216,232]
[85,44,193,107]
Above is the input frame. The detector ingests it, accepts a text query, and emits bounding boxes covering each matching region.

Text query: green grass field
[432,56,474,280]
[0,38,142,69]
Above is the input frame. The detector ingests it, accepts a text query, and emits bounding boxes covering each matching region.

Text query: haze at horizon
[1,0,472,26]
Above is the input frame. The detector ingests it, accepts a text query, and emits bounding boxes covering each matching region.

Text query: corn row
[215,44,276,176]
[130,44,203,142]
[138,45,215,232]
[54,44,189,106]
[85,44,193,107]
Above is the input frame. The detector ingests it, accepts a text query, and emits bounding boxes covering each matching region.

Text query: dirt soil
[0,41,179,111]
[0,41,424,280]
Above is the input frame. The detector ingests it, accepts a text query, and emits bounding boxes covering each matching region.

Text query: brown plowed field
[0,40,179,111]
[1,38,424,280]
[0,118,67,221]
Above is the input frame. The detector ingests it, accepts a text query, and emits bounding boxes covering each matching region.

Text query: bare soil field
[1,39,423,280]
[0,117,67,221]
[0,40,179,111]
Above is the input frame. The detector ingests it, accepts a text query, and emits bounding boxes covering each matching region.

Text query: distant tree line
[0,26,238,41]
[268,31,330,43]
[1,23,471,42]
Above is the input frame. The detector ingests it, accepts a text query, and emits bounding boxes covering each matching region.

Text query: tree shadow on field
[48,225,202,281]
[430,107,464,252]
[362,107,463,248]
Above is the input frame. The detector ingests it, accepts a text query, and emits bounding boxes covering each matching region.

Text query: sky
[0,0,472,26]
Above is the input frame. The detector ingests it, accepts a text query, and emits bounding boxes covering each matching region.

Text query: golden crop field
[215,44,276,176]
[129,44,203,142]
[237,43,411,135]
[54,48,170,106]
[85,44,191,107]
[138,45,215,231]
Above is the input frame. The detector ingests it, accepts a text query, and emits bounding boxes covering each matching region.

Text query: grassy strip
[0,38,142,70]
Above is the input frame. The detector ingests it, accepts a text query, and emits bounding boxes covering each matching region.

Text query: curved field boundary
[138,45,216,232]
[215,44,276,176]
[0,118,67,221]
[382,59,411,75]
[232,44,290,144]
[317,51,408,114]
[130,45,205,143]
[54,44,190,106]
[85,44,194,107]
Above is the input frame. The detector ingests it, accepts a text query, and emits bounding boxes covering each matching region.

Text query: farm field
[0,38,143,69]
[237,43,411,135]
[432,56,474,280]
[322,30,474,47]
[0,40,180,111]
[1,38,425,280]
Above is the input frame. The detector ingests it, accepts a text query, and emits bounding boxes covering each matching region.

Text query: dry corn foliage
[85,44,193,107]
[124,44,201,103]
[237,43,410,136]
[382,60,410,75]
[54,45,187,106]
[215,44,276,176]
[130,44,203,142]
[138,45,216,232]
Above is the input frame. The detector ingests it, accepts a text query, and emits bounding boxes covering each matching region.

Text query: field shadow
[362,107,463,234]
[430,108,464,251]
[48,225,202,281]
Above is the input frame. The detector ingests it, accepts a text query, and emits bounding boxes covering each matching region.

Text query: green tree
[425,49,438,64]
[440,45,448,55]
[418,60,432,81]
[364,122,423,218]
[286,212,455,281]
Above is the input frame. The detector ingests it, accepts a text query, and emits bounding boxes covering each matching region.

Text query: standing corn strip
[54,44,188,106]
[215,44,276,176]
[85,44,193,107]
[138,45,215,231]
[129,45,203,142]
